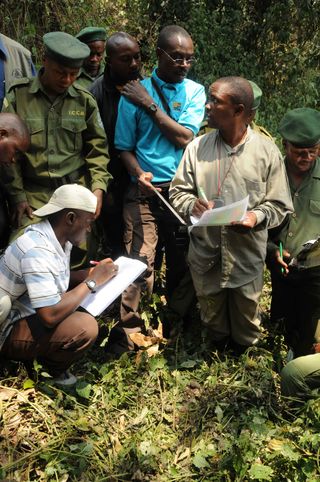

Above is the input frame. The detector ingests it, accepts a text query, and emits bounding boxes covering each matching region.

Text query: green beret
[43,32,90,69]
[249,80,262,110]
[76,27,107,44]
[279,108,320,148]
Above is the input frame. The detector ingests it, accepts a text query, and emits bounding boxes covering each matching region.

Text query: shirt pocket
[60,118,87,153]
[26,119,46,152]
[242,177,267,208]
[309,200,320,215]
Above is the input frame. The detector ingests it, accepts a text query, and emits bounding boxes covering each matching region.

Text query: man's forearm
[120,151,143,178]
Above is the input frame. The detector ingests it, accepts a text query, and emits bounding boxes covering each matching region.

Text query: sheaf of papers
[80,256,147,316]
[190,195,249,228]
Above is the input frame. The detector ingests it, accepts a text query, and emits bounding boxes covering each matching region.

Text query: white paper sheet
[190,195,249,228]
[80,256,147,316]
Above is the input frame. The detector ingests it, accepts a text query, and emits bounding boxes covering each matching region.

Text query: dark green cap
[43,32,90,69]
[249,80,262,110]
[76,27,107,44]
[279,108,320,148]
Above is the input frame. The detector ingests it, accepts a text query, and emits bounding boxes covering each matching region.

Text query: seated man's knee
[66,312,99,348]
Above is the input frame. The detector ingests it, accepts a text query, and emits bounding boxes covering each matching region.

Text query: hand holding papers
[81,256,147,316]
[190,195,249,228]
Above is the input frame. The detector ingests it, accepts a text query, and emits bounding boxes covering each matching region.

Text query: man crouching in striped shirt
[0,184,118,386]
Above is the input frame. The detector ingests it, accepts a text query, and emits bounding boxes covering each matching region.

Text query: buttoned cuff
[91,179,110,193]
[11,192,27,204]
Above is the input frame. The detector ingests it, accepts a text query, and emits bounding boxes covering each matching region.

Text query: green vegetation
[1,0,319,136]
[0,1,319,479]
[0,278,319,481]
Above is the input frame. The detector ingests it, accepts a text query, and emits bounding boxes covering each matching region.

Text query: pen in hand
[279,242,284,274]
[198,187,208,203]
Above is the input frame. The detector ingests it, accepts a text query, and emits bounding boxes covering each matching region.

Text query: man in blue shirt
[113,25,205,354]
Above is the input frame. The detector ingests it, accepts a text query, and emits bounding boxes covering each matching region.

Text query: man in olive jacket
[2,32,110,236]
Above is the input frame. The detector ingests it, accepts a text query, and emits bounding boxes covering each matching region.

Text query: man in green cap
[76,27,107,90]
[1,31,110,237]
[267,107,320,358]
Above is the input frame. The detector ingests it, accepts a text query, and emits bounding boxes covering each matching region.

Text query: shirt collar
[151,68,180,92]
[219,126,252,155]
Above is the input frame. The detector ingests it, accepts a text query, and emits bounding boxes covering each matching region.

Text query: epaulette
[251,122,274,141]
[7,77,31,92]
[197,120,214,137]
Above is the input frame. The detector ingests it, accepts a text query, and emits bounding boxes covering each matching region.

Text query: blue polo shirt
[115,69,205,183]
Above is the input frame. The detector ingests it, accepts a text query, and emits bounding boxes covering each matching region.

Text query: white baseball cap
[33,184,97,217]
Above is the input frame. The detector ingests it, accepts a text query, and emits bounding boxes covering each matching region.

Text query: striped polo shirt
[0,220,72,349]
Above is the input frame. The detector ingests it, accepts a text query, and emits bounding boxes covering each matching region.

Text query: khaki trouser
[281,354,320,398]
[191,267,263,346]
[106,182,188,355]
[0,311,98,376]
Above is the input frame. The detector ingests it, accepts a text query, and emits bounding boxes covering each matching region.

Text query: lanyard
[217,136,236,197]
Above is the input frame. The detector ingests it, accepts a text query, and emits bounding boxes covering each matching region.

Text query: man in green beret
[267,107,320,358]
[1,31,111,237]
[76,27,107,90]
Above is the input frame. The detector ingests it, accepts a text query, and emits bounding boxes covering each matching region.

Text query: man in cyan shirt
[113,25,205,353]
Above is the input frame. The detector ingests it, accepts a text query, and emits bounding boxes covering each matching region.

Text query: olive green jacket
[75,64,104,91]
[2,73,110,207]
[268,157,320,267]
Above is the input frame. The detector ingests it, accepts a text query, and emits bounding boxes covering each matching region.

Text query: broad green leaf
[76,381,92,399]
[180,359,197,368]
[23,378,35,389]
[193,453,210,469]
[215,405,223,422]
[249,463,274,480]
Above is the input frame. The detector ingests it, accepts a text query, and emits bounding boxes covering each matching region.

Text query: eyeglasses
[159,48,196,66]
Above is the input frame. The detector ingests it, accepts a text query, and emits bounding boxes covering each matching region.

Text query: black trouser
[270,265,320,356]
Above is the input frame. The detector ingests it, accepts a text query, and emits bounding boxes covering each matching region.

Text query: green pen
[198,187,208,202]
[279,241,284,274]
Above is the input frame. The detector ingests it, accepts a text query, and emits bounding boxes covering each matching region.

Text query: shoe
[52,370,77,387]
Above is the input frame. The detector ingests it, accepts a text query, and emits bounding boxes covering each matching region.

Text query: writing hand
[191,198,215,218]
[88,258,119,286]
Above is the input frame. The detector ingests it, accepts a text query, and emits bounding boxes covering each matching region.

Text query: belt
[152,181,171,189]
[25,166,87,190]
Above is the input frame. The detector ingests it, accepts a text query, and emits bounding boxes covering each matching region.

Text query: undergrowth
[0,274,319,481]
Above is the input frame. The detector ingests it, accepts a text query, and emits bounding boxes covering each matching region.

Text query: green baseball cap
[43,32,90,69]
[279,108,320,147]
[249,80,262,110]
[76,27,107,44]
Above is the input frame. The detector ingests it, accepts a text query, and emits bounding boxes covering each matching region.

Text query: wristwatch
[85,279,97,293]
[148,102,158,114]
